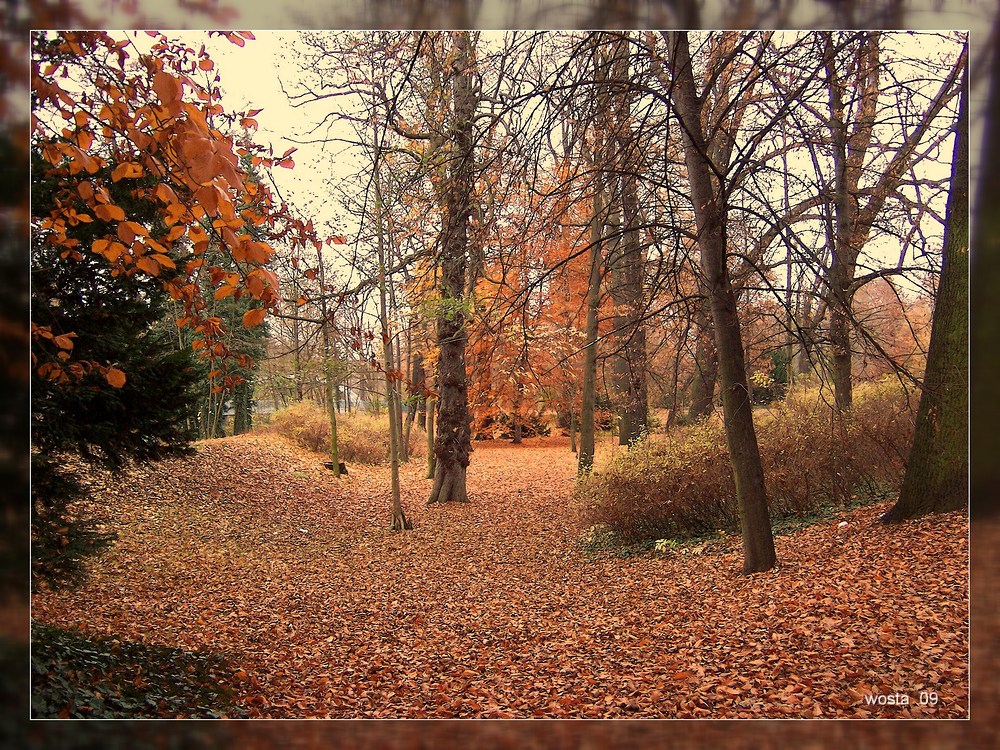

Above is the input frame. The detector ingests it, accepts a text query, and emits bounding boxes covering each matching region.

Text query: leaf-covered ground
[31,434,969,718]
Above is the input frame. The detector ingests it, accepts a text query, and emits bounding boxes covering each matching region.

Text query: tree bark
[687,292,718,421]
[666,31,776,574]
[316,243,341,479]
[578,170,603,476]
[823,32,879,412]
[375,168,410,529]
[426,395,436,480]
[403,349,424,457]
[881,61,968,523]
[609,171,649,444]
[971,20,1000,519]
[605,35,649,446]
[428,31,477,504]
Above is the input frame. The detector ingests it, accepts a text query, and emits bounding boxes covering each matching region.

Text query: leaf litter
[31,434,969,718]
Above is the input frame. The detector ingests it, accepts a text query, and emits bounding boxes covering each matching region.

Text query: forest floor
[31,433,969,719]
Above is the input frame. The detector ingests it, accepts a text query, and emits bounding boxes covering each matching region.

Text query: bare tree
[665,30,777,574]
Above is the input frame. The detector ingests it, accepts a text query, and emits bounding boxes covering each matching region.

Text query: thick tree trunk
[666,31,776,574]
[882,64,968,523]
[687,293,718,421]
[428,31,476,504]
[970,23,999,519]
[232,376,253,435]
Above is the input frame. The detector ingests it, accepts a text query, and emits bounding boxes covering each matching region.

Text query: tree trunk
[404,349,425,452]
[609,171,649,444]
[232,376,253,435]
[426,395,436,480]
[578,172,603,476]
[428,31,476,504]
[971,21,1000,519]
[666,31,776,574]
[372,128,410,529]
[569,397,578,454]
[321,323,341,479]
[881,62,968,523]
[687,293,718,421]
[315,233,341,479]
[606,36,649,446]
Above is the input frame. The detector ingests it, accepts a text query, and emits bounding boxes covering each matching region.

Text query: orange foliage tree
[30,30,316,392]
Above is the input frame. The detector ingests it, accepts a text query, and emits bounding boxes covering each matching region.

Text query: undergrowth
[260,401,426,465]
[31,620,247,718]
[578,377,916,546]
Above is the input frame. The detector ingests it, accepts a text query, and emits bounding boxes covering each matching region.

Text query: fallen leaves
[31,435,969,718]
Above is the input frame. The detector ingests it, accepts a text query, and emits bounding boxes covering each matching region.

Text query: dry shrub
[261,401,426,465]
[264,401,329,453]
[579,376,917,543]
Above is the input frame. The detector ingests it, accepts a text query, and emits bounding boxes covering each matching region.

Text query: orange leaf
[105,367,127,388]
[153,70,182,104]
[136,256,161,276]
[155,183,180,205]
[242,307,268,328]
[94,203,126,222]
[53,334,75,350]
[243,241,272,265]
[111,162,143,182]
[163,203,187,227]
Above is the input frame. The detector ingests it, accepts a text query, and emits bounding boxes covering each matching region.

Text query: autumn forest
[30,29,968,719]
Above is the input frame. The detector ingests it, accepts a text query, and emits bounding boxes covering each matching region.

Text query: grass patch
[31,620,247,718]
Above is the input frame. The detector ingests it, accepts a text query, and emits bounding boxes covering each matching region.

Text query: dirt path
[32,434,969,718]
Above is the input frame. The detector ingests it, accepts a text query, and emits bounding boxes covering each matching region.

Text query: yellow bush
[261,402,426,465]
[578,377,917,542]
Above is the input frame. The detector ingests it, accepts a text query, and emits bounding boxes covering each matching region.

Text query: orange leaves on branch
[32,29,303,396]
[243,241,272,265]
[135,255,162,277]
[164,203,188,226]
[92,238,127,263]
